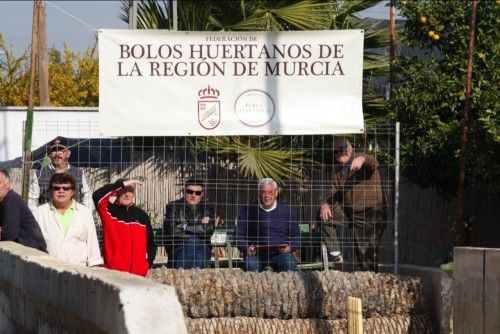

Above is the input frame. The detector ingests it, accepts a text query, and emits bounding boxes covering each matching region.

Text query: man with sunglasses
[28,137,91,211]
[163,178,216,269]
[93,179,156,276]
[318,138,387,272]
[34,173,102,267]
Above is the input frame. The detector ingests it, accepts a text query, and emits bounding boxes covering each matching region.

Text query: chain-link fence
[6,120,398,272]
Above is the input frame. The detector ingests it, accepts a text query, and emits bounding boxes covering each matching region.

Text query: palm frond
[363,54,389,75]
[337,0,384,17]
[178,0,212,31]
[364,25,390,48]
[269,1,331,30]
[194,136,311,182]
[119,0,170,29]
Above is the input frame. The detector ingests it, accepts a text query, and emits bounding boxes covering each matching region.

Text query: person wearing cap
[0,169,47,252]
[163,178,217,269]
[28,136,92,211]
[34,173,102,266]
[93,179,156,276]
[318,138,387,272]
[235,178,300,272]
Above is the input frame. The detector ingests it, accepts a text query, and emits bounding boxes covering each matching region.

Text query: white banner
[99,29,364,136]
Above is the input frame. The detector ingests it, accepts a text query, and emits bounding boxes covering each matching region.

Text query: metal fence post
[394,122,400,275]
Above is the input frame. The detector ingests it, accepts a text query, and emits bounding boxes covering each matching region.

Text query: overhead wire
[46,1,97,31]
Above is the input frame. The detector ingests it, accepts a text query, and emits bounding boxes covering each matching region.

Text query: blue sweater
[235,201,300,253]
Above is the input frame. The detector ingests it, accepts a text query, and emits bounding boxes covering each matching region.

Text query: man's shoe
[329,251,343,263]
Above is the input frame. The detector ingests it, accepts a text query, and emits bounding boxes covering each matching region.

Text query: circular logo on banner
[234,90,275,127]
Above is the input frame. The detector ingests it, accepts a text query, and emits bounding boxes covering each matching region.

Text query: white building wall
[0,107,101,161]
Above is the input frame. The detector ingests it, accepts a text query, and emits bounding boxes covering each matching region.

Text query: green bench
[296,224,329,271]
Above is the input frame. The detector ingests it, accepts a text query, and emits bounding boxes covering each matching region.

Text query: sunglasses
[51,186,74,191]
[185,189,203,196]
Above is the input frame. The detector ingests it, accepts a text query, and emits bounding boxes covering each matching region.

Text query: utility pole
[454,0,478,246]
[389,0,396,100]
[38,0,50,106]
[22,0,40,201]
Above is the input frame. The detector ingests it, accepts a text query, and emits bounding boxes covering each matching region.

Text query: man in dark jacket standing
[319,138,387,271]
[93,179,156,276]
[0,169,47,252]
[163,178,216,269]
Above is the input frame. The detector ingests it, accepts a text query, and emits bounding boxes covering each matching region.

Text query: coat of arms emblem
[198,85,221,130]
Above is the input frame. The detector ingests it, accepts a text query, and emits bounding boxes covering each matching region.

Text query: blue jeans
[173,236,211,269]
[245,252,297,272]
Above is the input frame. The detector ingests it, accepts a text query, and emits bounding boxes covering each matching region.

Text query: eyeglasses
[51,186,74,191]
[185,189,202,196]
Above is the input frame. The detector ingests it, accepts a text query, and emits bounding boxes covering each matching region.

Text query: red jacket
[93,181,156,276]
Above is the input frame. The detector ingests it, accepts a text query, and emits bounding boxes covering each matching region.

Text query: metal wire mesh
[15,120,397,272]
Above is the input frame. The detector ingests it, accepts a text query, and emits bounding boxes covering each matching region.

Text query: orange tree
[389,0,499,194]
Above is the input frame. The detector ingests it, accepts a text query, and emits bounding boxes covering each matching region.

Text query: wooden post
[454,0,478,246]
[22,0,40,201]
[38,0,50,106]
[347,296,363,334]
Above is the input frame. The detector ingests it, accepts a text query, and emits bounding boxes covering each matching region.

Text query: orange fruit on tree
[433,34,440,41]
[427,31,435,38]
[419,16,428,24]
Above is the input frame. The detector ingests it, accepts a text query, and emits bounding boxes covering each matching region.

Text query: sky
[0,1,126,56]
[0,1,397,57]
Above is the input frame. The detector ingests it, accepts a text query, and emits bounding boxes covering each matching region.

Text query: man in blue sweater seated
[235,178,300,272]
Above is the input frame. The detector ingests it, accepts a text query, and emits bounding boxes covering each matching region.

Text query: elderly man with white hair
[235,178,300,272]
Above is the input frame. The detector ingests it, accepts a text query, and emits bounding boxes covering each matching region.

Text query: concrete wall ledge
[0,242,187,333]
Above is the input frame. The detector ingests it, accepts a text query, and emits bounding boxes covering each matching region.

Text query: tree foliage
[0,34,98,107]
[0,34,30,106]
[389,0,500,194]
[48,45,99,106]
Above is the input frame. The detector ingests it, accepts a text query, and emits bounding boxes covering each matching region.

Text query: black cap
[49,137,69,151]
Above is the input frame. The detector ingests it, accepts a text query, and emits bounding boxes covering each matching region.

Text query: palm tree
[118,0,389,182]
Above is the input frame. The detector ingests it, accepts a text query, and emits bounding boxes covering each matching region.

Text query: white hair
[258,178,278,190]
